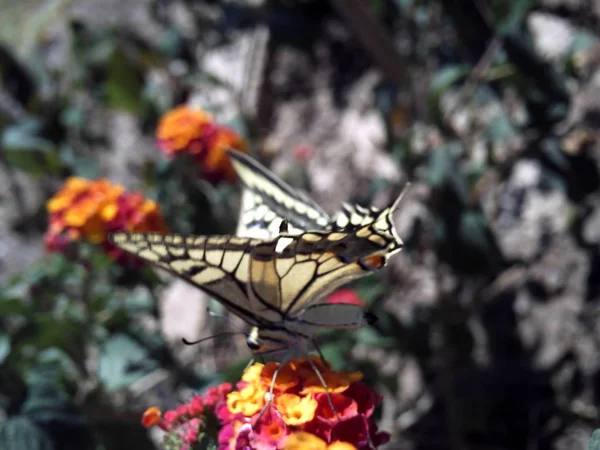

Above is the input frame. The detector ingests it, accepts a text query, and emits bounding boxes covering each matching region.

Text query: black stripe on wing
[108,232,273,327]
[228,149,330,231]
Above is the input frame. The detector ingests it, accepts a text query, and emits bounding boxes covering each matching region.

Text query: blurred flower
[156,105,248,184]
[45,177,168,262]
[142,382,233,450]
[293,143,315,162]
[325,289,365,308]
[142,360,388,450]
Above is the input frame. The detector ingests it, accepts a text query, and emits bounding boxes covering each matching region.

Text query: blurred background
[1,0,600,449]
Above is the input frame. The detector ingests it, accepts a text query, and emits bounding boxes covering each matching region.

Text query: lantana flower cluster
[45,177,168,261]
[142,383,233,450]
[156,106,248,184]
[142,358,389,450]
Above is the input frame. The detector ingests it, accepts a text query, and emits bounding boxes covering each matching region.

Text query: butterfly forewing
[110,229,389,326]
[110,232,269,326]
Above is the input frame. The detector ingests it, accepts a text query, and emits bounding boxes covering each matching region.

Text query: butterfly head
[246,326,297,355]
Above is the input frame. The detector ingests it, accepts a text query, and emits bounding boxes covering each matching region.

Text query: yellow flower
[275,393,317,425]
[242,362,264,383]
[283,432,358,450]
[227,382,266,416]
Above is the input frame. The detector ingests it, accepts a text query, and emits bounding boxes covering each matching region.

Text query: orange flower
[141,407,162,428]
[45,177,168,262]
[155,105,248,184]
[156,106,213,154]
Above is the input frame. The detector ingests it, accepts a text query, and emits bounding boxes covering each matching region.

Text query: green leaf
[590,429,600,450]
[347,277,387,307]
[0,333,11,364]
[98,333,159,391]
[36,348,81,384]
[354,327,395,349]
[569,30,599,55]
[197,434,219,450]
[105,45,144,114]
[428,65,470,126]
[0,416,54,450]
[484,114,517,142]
[1,118,60,175]
[0,285,31,315]
[318,340,353,370]
[17,317,85,354]
[494,0,534,33]
[459,210,492,255]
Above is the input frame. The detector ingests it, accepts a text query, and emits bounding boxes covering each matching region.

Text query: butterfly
[225,149,408,354]
[109,151,407,427]
[228,148,406,252]
[108,214,402,356]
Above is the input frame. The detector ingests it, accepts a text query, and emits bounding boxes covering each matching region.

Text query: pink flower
[325,289,365,308]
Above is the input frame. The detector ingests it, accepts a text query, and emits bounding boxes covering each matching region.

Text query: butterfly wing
[229,149,407,254]
[109,232,279,326]
[228,149,331,233]
[295,303,377,330]
[110,229,391,324]
[247,230,391,318]
[236,188,305,239]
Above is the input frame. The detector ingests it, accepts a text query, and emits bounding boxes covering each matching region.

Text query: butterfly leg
[252,350,295,429]
[311,337,328,366]
[306,355,340,420]
[242,357,256,374]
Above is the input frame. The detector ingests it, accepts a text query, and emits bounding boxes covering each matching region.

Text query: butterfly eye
[364,311,378,325]
[246,335,261,351]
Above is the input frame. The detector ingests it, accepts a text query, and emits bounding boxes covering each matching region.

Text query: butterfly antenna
[182,331,246,346]
[391,181,411,212]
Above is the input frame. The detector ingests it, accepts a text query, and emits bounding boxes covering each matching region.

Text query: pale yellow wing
[109,232,274,326]
[228,149,330,234]
[247,229,392,317]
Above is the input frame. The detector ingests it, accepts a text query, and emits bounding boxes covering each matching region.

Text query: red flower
[325,289,365,308]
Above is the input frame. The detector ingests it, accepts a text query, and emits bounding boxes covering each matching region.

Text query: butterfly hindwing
[229,148,407,254]
[228,149,330,233]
